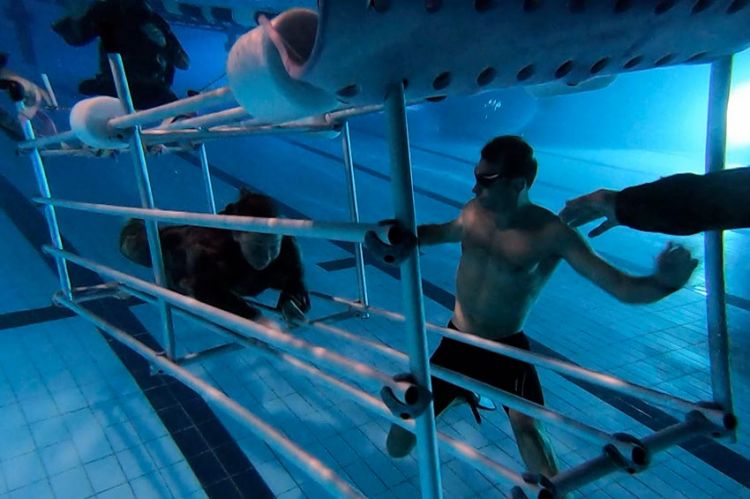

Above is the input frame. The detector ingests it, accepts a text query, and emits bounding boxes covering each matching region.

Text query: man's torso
[454,200,561,339]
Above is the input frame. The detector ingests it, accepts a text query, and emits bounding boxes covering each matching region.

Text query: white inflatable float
[227,0,750,123]
[69,96,128,150]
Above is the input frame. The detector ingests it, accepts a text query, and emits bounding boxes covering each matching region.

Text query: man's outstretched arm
[417,214,464,246]
[555,224,697,304]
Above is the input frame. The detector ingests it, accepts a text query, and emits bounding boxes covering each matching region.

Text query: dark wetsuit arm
[52,3,110,46]
[616,168,750,235]
[191,277,262,321]
[274,237,310,312]
[153,15,189,70]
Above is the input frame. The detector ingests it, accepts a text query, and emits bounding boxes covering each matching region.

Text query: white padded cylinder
[226,8,337,123]
[69,96,128,150]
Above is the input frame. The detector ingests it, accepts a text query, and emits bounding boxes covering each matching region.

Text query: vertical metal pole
[704,56,734,424]
[16,101,72,297]
[384,83,442,499]
[198,143,217,214]
[340,121,369,310]
[40,73,59,109]
[108,54,176,359]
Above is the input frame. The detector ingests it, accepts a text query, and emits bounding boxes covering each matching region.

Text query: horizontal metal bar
[39,148,105,158]
[108,86,236,130]
[35,198,390,243]
[323,98,426,124]
[305,316,643,465]
[68,282,126,303]
[432,365,647,468]
[139,121,338,145]
[55,295,364,499]
[314,293,732,429]
[174,342,245,366]
[46,247,406,395]
[325,104,384,123]
[18,130,79,150]
[549,413,717,495]
[111,283,545,497]
[157,106,249,130]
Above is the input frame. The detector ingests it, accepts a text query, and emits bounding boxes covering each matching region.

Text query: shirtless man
[385,136,698,478]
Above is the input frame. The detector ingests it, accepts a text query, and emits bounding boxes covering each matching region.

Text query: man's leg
[386,336,468,458]
[386,375,460,458]
[494,335,561,478]
[507,409,559,477]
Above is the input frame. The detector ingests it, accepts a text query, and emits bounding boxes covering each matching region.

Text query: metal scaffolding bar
[704,56,735,422]
[140,122,337,145]
[107,282,546,497]
[19,130,79,150]
[40,73,59,109]
[157,106,249,130]
[384,82,443,499]
[197,144,217,214]
[318,294,734,430]
[15,101,72,298]
[305,318,645,466]
[44,247,414,401]
[547,413,718,496]
[55,295,364,499]
[34,198,393,243]
[108,53,177,359]
[108,86,236,130]
[340,122,369,309]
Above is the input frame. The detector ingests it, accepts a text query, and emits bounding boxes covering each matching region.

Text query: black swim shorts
[430,321,544,417]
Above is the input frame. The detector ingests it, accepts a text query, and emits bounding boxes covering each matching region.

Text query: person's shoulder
[519,204,562,229]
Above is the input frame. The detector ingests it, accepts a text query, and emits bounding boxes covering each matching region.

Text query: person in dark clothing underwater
[52,0,190,109]
[119,189,311,323]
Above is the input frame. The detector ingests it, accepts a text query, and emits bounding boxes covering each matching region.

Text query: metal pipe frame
[432,365,648,469]
[108,86,236,130]
[109,53,177,359]
[303,317,646,468]
[316,294,735,431]
[140,122,338,145]
[54,295,364,499]
[22,121,336,154]
[40,73,59,109]
[39,148,112,158]
[704,56,735,425]
[121,279,646,469]
[157,106,249,130]
[15,101,73,298]
[34,198,393,243]
[385,82,443,499]
[175,343,245,366]
[545,412,719,497]
[67,282,125,303]
[18,130,78,150]
[197,144,217,214]
[95,282,549,498]
[340,122,370,309]
[44,247,418,402]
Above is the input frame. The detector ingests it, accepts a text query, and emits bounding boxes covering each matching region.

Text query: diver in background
[560,168,750,236]
[52,0,190,109]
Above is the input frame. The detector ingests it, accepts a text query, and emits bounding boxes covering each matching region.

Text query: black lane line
[0,173,272,499]
[263,140,749,488]
[0,304,76,330]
